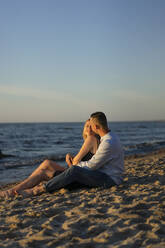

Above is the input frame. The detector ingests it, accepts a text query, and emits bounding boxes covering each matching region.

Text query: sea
[0,121,165,185]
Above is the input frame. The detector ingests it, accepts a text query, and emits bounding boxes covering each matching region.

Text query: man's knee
[67,165,82,175]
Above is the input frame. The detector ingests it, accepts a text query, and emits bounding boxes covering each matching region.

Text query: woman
[0,120,100,198]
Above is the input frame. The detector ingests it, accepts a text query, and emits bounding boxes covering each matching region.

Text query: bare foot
[0,189,16,198]
[18,184,46,198]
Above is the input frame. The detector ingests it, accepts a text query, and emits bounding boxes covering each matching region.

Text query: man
[19,112,124,196]
[41,111,124,193]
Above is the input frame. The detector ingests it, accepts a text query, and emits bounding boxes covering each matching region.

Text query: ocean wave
[1,121,165,184]
[1,154,66,170]
[124,140,165,156]
[127,140,165,149]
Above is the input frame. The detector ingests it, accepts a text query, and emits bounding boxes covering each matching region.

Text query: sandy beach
[1,150,165,248]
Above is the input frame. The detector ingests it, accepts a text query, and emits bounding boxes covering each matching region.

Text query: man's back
[97,132,124,185]
[77,131,124,185]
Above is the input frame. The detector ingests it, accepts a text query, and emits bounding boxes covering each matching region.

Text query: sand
[1,150,165,248]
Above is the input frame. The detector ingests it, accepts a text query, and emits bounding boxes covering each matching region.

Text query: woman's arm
[72,136,95,165]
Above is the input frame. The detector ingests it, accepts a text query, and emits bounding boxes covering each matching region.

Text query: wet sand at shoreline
[1,150,165,248]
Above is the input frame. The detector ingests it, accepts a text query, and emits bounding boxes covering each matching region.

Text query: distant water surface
[0,121,165,185]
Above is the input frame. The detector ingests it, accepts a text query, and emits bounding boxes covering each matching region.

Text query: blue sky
[0,0,165,122]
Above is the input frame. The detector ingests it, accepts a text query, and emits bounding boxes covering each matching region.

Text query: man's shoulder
[102,132,120,146]
[103,132,117,140]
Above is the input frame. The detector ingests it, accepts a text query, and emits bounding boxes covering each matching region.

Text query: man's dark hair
[90,112,108,130]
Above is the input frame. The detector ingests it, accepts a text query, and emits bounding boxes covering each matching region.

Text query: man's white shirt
[77,132,124,185]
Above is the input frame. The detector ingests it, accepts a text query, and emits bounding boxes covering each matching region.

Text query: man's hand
[66,153,73,167]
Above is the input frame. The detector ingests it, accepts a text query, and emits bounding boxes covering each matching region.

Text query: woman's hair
[82,119,100,144]
[82,119,90,140]
[90,111,109,131]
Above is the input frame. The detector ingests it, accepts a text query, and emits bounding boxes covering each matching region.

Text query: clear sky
[0,0,165,122]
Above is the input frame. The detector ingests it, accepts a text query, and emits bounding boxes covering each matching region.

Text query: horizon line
[0,119,165,124]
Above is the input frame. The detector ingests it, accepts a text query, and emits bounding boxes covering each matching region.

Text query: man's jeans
[45,166,116,193]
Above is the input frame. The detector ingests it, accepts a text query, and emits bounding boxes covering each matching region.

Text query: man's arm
[77,140,111,170]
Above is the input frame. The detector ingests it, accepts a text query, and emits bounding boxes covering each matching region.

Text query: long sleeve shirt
[76,132,124,185]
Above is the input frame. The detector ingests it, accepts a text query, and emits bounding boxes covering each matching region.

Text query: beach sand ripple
[1,150,165,247]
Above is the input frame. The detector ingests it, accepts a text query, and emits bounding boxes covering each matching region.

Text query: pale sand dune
[1,150,165,247]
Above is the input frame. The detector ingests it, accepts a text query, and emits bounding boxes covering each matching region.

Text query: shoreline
[125,147,165,159]
[0,149,165,247]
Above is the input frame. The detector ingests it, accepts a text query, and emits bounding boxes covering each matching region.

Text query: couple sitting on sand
[0,112,124,198]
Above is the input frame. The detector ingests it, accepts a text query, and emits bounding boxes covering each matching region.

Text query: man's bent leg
[45,166,116,193]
